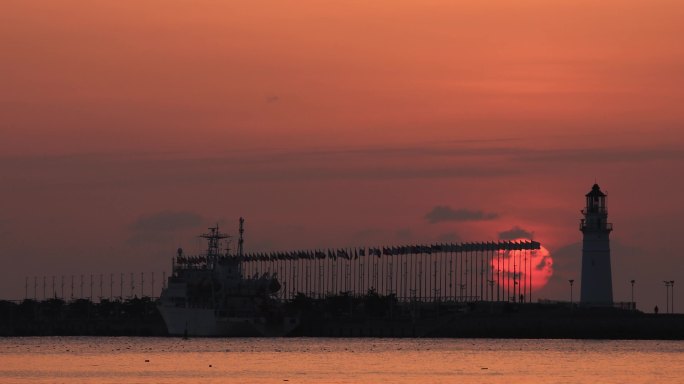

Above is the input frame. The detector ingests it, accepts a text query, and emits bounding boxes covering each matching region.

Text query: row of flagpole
[24,272,167,302]
[235,241,540,262]
[240,241,539,303]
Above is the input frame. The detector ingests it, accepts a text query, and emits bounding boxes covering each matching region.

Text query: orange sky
[1,1,684,309]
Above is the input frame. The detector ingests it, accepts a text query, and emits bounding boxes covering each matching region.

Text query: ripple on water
[0,338,683,384]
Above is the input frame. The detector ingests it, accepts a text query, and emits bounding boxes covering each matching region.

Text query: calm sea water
[1,337,683,383]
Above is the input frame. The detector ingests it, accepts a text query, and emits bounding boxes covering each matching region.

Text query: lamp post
[514,281,519,303]
[671,280,675,314]
[569,279,575,306]
[488,280,495,302]
[630,280,636,310]
[664,281,672,313]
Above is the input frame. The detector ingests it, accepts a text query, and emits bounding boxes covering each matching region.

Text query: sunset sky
[2,1,684,310]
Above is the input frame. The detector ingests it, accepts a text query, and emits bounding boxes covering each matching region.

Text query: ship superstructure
[158,220,298,336]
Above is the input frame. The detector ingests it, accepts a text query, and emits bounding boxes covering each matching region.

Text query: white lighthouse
[580,183,614,305]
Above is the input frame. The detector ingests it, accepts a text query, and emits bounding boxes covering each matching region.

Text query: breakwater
[3,295,684,339]
[288,295,684,339]
[0,298,166,336]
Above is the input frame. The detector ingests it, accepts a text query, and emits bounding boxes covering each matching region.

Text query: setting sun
[492,239,553,294]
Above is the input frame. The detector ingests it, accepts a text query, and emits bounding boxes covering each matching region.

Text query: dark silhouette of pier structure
[234,241,541,303]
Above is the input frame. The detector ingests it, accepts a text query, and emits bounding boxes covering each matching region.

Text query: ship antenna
[224,239,232,256]
[200,224,228,267]
[238,217,245,258]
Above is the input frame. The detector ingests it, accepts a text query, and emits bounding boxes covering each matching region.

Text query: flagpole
[529,247,533,303]
[432,249,436,301]
[417,248,421,300]
[414,247,418,300]
[506,244,510,301]
[354,249,365,296]
[463,248,472,302]
[462,248,466,301]
[449,247,454,301]
[328,250,332,297]
[475,247,479,301]
[442,247,446,302]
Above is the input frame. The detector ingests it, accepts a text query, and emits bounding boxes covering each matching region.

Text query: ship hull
[158,305,265,336]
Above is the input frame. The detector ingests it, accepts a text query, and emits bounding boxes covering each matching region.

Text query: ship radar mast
[200,225,230,267]
[238,217,245,258]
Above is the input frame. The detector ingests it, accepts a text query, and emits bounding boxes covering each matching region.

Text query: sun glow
[491,238,553,296]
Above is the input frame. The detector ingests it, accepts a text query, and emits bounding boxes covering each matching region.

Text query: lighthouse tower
[580,184,614,305]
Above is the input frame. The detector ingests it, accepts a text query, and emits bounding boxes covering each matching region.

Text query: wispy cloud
[436,232,461,243]
[128,211,203,245]
[130,211,203,232]
[395,228,414,241]
[515,147,684,164]
[1,141,682,192]
[425,206,499,224]
[498,226,534,240]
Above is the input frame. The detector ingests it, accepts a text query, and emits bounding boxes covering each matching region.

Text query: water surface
[1,337,682,383]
